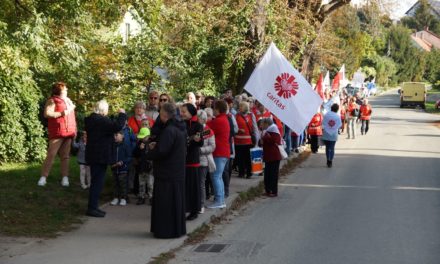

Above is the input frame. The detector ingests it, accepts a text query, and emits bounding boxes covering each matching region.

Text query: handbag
[278,144,288,160]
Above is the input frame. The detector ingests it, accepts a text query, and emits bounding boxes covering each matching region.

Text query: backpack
[351,108,360,117]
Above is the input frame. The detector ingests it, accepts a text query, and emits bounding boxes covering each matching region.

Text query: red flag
[315,73,325,100]
[332,72,341,91]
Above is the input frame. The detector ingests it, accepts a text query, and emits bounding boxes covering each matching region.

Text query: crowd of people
[37,81,372,239]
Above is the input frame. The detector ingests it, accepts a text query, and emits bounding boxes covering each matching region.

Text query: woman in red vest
[360,99,372,135]
[38,82,77,187]
[127,101,154,135]
[307,111,323,153]
[235,101,257,178]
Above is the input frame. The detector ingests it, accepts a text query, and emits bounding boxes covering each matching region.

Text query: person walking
[307,111,323,153]
[181,103,204,221]
[360,99,372,135]
[322,103,342,168]
[38,82,77,187]
[346,97,359,139]
[84,100,127,217]
[206,100,231,209]
[259,118,282,197]
[146,103,187,238]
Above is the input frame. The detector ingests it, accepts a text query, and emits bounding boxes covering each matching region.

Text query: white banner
[244,43,323,134]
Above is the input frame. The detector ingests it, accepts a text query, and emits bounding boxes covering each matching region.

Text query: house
[118,7,142,44]
[410,29,440,51]
[405,0,440,19]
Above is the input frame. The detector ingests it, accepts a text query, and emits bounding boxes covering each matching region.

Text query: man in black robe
[146,103,187,239]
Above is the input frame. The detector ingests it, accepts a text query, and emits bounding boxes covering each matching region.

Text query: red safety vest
[47,96,77,139]
[307,113,323,136]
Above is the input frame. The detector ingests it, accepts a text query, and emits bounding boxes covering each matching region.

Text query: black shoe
[136,197,145,205]
[86,209,105,218]
[326,160,331,168]
[186,213,198,221]
[96,208,106,215]
[329,160,333,168]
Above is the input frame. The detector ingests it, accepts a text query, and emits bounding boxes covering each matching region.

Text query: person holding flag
[322,104,342,168]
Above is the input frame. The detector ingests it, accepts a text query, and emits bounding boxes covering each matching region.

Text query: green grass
[426,101,440,114]
[0,158,114,237]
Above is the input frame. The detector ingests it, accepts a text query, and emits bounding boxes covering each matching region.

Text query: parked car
[344,85,360,96]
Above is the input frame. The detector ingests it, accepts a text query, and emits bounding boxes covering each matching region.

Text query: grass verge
[0,158,114,237]
[426,101,440,115]
[148,150,311,264]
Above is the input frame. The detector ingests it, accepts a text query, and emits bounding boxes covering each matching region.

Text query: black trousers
[264,160,280,195]
[361,120,370,134]
[88,164,107,211]
[310,135,320,153]
[235,144,252,177]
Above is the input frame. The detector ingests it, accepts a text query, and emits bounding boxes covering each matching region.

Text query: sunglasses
[150,97,158,100]
[160,98,168,102]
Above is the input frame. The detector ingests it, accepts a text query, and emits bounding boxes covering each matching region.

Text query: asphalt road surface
[171,91,440,264]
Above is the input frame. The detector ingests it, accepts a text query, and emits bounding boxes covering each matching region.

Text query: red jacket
[253,109,284,137]
[47,96,77,139]
[359,104,372,120]
[235,113,253,145]
[307,113,323,136]
[207,114,231,158]
[262,132,282,162]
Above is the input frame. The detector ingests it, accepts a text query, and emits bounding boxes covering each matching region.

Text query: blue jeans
[88,164,108,211]
[212,157,228,204]
[323,140,336,161]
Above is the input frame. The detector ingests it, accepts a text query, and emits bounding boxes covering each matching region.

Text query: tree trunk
[234,0,271,94]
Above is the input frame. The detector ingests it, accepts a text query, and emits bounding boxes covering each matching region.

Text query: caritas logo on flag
[244,42,323,134]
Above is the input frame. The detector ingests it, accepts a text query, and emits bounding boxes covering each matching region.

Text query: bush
[0,44,46,163]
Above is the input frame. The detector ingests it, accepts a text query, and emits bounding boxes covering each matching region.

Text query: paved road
[171,91,440,264]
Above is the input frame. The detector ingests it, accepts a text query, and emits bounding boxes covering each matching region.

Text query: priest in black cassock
[146,102,187,239]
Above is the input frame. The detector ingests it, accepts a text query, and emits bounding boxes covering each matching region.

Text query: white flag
[244,43,323,134]
[324,70,331,91]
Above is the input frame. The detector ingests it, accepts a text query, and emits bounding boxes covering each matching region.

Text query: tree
[401,0,440,34]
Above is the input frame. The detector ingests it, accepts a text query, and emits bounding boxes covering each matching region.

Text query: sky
[321,0,418,19]
[350,0,418,19]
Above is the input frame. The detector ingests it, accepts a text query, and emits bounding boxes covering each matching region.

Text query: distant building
[410,29,440,51]
[405,0,440,19]
[118,7,142,44]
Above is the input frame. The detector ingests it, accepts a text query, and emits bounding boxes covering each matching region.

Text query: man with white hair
[84,100,127,217]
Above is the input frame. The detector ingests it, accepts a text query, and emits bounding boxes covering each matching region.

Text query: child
[73,131,90,189]
[133,127,153,205]
[110,131,132,206]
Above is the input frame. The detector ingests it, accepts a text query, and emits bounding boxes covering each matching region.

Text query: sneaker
[207,202,226,209]
[37,177,47,186]
[199,207,205,214]
[61,176,69,187]
[119,199,127,206]
[81,184,88,190]
[110,198,119,206]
